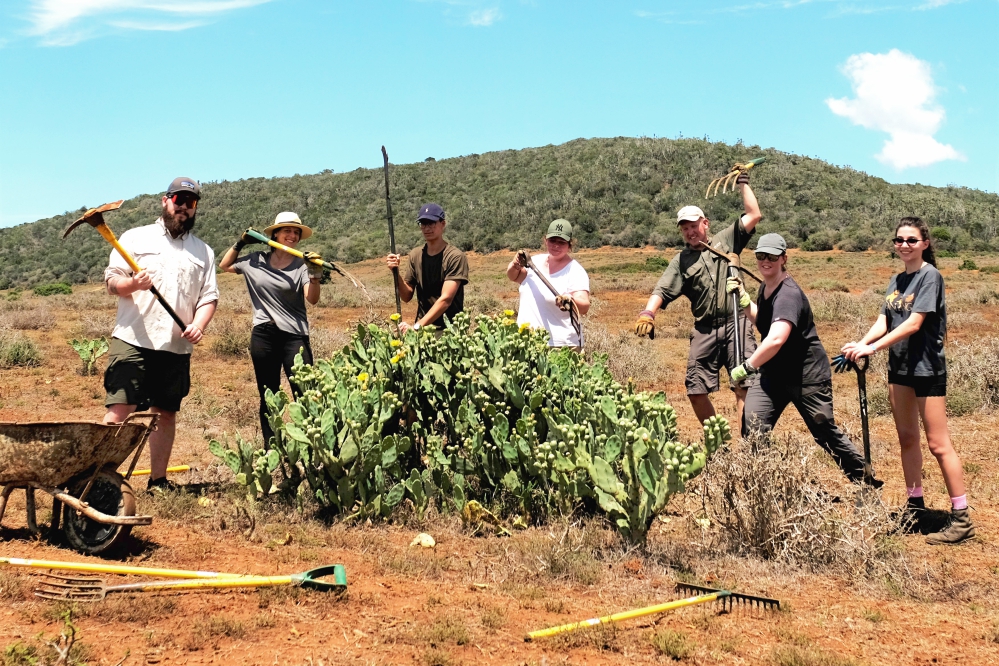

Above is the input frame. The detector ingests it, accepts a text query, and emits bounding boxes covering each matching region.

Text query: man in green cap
[634,175,762,425]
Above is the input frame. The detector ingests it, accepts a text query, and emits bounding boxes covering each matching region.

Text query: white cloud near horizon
[826,49,964,170]
[27,0,272,45]
[467,7,501,26]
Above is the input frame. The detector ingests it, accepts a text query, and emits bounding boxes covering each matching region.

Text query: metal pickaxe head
[705,157,766,199]
[62,200,124,239]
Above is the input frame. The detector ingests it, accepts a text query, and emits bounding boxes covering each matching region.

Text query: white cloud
[825,49,964,169]
[467,7,501,25]
[27,0,272,45]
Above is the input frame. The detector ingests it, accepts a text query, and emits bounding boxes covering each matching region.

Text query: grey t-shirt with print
[233,251,310,336]
[881,264,946,377]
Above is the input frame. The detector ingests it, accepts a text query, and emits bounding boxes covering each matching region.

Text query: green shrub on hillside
[33,283,72,296]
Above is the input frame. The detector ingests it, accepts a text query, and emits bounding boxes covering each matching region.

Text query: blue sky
[1,0,996,227]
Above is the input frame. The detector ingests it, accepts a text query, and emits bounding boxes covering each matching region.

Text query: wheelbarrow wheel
[62,468,136,555]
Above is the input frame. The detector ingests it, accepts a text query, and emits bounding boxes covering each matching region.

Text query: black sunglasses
[169,192,199,208]
[893,236,923,246]
[755,252,784,262]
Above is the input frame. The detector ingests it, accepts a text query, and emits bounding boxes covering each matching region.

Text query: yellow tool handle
[0,557,250,579]
[125,575,294,592]
[129,465,190,477]
[525,593,722,641]
[96,224,143,274]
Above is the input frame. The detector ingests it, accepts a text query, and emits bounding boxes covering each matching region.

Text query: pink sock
[907,487,924,498]
[951,495,967,511]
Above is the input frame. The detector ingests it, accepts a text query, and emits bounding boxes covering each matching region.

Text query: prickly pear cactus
[209,312,732,542]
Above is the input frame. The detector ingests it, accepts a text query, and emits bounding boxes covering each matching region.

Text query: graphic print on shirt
[884,290,916,313]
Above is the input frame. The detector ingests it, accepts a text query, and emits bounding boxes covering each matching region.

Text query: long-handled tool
[698,241,762,284]
[516,250,582,344]
[381,146,402,315]
[831,355,875,481]
[33,565,346,601]
[525,583,779,641]
[63,201,187,332]
[0,557,251,579]
[243,229,370,302]
[728,262,744,374]
[130,465,190,477]
[705,157,766,198]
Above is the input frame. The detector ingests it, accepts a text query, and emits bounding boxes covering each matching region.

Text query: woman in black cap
[219,212,323,443]
[729,233,879,486]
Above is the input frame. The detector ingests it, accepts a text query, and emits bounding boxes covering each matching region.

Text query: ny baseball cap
[545,219,573,241]
[755,233,787,255]
[166,177,201,198]
[676,205,705,224]
[417,203,445,223]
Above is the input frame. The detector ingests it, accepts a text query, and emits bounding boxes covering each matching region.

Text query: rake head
[34,573,108,602]
[704,157,766,199]
[675,582,780,612]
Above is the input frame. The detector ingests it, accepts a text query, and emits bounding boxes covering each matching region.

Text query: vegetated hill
[2,136,997,288]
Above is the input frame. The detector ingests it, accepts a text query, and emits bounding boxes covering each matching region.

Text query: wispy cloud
[635,0,968,22]
[826,49,964,169]
[414,0,504,27]
[467,7,501,25]
[27,0,272,45]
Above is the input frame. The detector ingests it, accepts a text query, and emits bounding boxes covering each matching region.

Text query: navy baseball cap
[417,203,445,223]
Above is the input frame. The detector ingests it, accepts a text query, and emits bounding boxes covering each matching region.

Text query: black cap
[166,176,201,198]
[417,203,445,223]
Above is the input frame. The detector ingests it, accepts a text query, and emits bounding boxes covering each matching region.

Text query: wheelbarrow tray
[0,420,152,486]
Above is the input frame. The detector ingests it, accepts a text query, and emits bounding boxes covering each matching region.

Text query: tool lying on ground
[831,354,876,482]
[243,228,370,302]
[381,146,403,314]
[33,565,347,601]
[129,465,190,477]
[698,241,763,284]
[525,583,779,640]
[705,157,766,198]
[63,201,187,331]
[516,250,582,343]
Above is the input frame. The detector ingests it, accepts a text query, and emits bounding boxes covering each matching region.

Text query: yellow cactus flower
[357,372,369,382]
[390,313,401,322]
[504,309,515,317]
[390,355,401,364]
[390,339,402,348]
[519,322,530,332]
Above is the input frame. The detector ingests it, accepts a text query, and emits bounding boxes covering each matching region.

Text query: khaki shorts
[686,316,758,395]
[104,338,191,412]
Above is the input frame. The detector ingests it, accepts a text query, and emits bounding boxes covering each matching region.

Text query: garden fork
[705,157,766,198]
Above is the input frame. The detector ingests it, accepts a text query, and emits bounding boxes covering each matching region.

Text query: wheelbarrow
[0,413,158,555]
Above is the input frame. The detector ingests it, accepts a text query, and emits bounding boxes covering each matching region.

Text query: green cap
[546,219,573,241]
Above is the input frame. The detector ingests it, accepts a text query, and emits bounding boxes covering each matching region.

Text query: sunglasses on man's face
[755,252,783,262]
[893,236,923,246]
[169,193,199,209]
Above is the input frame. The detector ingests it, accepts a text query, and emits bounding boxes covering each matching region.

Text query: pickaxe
[63,201,187,331]
[516,250,582,344]
[705,156,766,199]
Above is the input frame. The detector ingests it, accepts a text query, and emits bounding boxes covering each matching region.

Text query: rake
[525,583,779,640]
[705,157,766,198]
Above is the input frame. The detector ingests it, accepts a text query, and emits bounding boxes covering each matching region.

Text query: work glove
[555,295,573,312]
[635,310,656,339]
[516,250,530,268]
[730,361,758,384]
[736,171,750,185]
[726,277,751,308]
[303,251,324,279]
[233,229,262,252]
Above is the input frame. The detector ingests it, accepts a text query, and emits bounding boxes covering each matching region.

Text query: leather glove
[303,251,324,279]
[516,250,530,268]
[736,171,750,185]
[635,310,656,339]
[555,295,573,312]
[726,277,751,308]
[730,361,758,384]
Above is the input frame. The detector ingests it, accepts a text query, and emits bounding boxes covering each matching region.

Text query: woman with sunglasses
[729,233,879,487]
[507,219,590,349]
[219,212,323,444]
[842,218,974,544]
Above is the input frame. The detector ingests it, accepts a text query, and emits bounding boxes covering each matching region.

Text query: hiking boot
[898,498,926,534]
[146,476,181,494]
[925,508,976,545]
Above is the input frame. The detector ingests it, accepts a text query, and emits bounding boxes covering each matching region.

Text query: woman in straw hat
[220,212,323,443]
[506,219,590,349]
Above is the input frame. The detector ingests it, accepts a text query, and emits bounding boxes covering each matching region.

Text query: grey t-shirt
[233,251,310,336]
[882,264,947,377]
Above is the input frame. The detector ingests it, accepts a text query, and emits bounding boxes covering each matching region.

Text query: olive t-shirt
[232,251,310,336]
[881,265,947,377]
[404,243,469,328]
[755,276,830,386]
[652,218,755,325]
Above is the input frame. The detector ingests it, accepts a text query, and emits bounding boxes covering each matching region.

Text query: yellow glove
[635,310,656,339]
[726,277,751,308]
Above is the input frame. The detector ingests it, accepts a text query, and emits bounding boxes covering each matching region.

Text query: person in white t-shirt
[506,219,590,349]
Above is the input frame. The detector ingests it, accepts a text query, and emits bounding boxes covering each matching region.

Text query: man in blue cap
[385,203,469,332]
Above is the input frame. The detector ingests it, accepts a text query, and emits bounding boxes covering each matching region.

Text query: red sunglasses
[169,193,199,208]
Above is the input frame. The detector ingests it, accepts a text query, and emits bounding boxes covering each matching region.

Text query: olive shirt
[881,264,947,377]
[404,243,469,328]
[651,219,755,325]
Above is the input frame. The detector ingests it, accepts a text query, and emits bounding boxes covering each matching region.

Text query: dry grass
[183,614,247,651]
[650,628,695,661]
[0,307,55,331]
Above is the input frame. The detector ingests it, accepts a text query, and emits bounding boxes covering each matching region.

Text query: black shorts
[104,338,191,412]
[888,373,946,398]
[686,316,758,394]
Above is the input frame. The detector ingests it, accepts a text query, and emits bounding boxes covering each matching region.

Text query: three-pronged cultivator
[705,157,766,198]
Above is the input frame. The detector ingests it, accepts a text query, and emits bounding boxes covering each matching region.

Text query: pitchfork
[705,157,767,198]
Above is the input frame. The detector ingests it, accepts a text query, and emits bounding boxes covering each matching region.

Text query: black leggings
[250,322,313,443]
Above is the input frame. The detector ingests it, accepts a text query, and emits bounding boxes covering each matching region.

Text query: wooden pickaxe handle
[517,250,582,341]
[697,242,763,284]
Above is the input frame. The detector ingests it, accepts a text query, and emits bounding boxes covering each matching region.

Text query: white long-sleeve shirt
[104,218,219,354]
